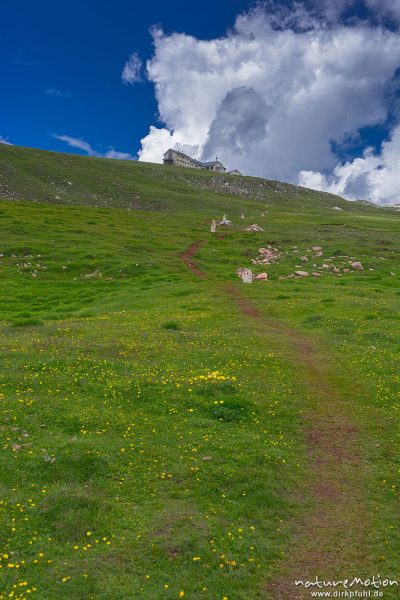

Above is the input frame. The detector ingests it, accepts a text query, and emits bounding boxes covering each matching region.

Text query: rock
[240,213,244,219]
[295,270,309,277]
[332,266,340,273]
[252,246,279,265]
[278,276,287,280]
[255,272,268,280]
[322,264,330,269]
[236,267,253,283]
[244,223,264,232]
[315,251,323,257]
[311,272,321,277]
[219,214,231,226]
[343,268,350,272]
[312,246,323,251]
[351,261,364,271]
[210,219,217,233]
[83,269,102,278]
[332,206,343,211]
[300,256,308,262]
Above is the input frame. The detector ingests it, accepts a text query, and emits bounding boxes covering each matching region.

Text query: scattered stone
[252,246,279,265]
[210,219,216,233]
[236,267,253,283]
[219,214,232,226]
[315,251,323,257]
[244,223,264,232]
[295,270,309,277]
[300,256,308,262]
[343,268,350,273]
[42,449,56,463]
[351,261,364,271]
[83,269,102,279]
[278,276,287,280]
[12,443,32,452]
[287,274,296,278]
[311,272,321,277]
[312,246,323,252]
[255,272,268,280]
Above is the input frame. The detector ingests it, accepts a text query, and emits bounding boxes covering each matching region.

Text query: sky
[2,0,400,204]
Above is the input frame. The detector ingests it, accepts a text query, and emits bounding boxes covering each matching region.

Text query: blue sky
[1,0,253,156]
[2,0,400,204]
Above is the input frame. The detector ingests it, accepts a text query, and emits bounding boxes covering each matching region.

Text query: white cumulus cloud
[299,125,400,205]
[122,52,143,84]
[138,3,400,204]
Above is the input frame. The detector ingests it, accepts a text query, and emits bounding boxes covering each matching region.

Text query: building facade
[163,149,227,173]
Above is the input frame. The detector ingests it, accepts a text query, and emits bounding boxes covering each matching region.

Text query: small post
[210,219,216,233]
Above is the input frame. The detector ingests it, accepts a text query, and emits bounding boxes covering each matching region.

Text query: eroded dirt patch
[179,240,206,278]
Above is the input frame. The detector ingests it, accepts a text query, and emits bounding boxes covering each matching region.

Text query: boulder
[219,214,231,226]
[255,272,268,280]
[351,261,364,271]
[83,269,102,279]
[236,267,253,283]
[244,223,264,232]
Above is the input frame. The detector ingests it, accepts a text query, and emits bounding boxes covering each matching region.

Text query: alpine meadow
[0,143,400,600]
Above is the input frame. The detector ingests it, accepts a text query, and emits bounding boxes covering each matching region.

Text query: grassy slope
[0,145,399,599]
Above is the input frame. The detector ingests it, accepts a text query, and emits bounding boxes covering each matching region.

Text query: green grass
[0,145,399,599]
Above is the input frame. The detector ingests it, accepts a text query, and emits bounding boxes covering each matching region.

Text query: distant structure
[163,149,243,175]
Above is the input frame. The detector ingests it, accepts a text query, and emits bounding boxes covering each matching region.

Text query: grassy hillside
[0,145,399,600]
